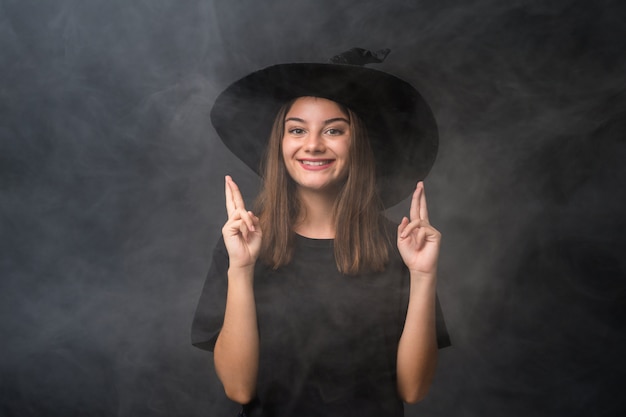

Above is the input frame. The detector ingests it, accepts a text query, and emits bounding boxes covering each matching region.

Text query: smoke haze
[1,0,625,416]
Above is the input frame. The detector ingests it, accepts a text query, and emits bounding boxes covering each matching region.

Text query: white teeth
[301,160,330,166]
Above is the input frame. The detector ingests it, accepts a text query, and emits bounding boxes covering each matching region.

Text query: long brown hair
[254,97,389,274]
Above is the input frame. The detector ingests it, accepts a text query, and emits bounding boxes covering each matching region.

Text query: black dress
[192,225,451,417]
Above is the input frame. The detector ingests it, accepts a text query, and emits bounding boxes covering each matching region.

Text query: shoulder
[379,215,398,237]
[210,235,229,262]
[378,215,401,254]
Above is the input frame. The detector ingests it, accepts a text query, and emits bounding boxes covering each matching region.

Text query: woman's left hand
[397,182,441,276]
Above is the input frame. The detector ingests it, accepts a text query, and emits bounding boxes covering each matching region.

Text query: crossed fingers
[399,182,431,239]
[225,175,257,239]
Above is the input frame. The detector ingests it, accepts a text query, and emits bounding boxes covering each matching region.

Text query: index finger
[420,182,430,222]
[225,175,247,215]
[409,182,422,221]
[225,176,235,216]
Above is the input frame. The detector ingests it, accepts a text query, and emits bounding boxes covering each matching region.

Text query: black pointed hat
[210,48,439,207]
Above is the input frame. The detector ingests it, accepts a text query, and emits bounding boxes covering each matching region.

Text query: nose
[304,132,325,152]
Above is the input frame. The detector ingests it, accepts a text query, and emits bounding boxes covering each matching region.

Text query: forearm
[214,266,259,404]
[396,272,438,404]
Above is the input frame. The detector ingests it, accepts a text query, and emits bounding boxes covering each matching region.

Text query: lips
[298,159,335,170]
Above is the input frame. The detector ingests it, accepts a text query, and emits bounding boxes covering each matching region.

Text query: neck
[294,188,339,239]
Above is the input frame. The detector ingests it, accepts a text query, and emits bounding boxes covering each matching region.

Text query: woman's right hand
[222,176,262,269]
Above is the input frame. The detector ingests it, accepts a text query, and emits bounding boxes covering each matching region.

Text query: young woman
[192,51,451,417]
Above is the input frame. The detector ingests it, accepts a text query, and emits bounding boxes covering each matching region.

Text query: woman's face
[282,96,351,195]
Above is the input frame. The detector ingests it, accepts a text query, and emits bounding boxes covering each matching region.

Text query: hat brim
[210,63,438,207]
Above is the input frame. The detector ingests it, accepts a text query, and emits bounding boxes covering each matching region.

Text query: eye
[287,128,306,135]
[325,128,344,136]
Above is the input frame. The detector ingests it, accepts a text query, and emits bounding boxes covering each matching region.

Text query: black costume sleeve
[435,295,452,348]
[191,237,228,351]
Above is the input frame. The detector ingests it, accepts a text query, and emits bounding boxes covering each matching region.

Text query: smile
[298,159,335,170]
[301,160,332,166]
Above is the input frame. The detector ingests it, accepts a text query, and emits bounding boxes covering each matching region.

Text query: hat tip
[329,47,391,66]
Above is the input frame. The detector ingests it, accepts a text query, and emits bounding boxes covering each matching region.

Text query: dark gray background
[1,0,625,416]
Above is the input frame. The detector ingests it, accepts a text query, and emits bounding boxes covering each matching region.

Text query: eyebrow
[284,117,350,125]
